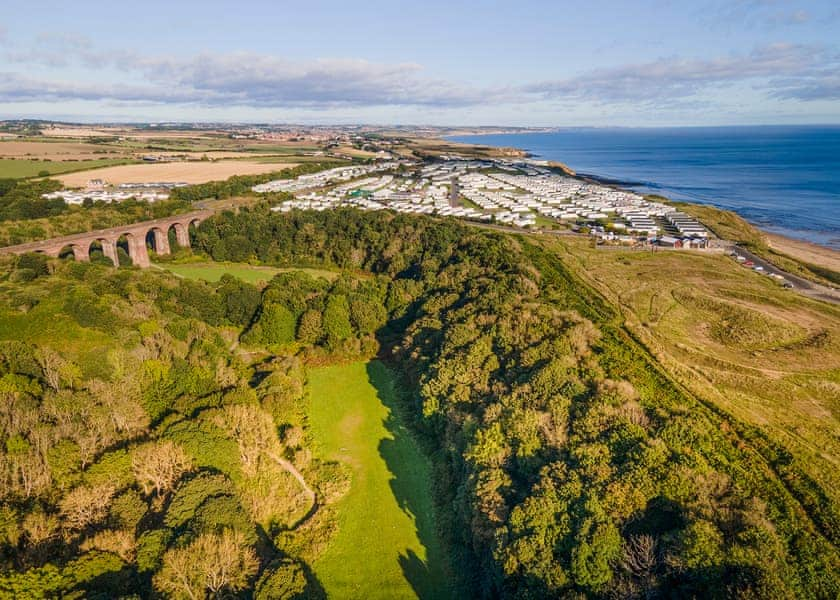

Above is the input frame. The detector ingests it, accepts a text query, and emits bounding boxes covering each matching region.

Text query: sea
[447,126,840,249]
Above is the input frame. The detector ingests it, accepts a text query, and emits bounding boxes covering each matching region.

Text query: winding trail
[267,451,318,530]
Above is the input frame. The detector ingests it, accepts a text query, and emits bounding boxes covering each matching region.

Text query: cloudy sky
[1,0,839,125]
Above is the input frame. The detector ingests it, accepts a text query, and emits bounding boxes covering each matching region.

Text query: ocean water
[448,126,840,249]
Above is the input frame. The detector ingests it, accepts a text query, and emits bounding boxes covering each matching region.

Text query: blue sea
[448,126,840,249]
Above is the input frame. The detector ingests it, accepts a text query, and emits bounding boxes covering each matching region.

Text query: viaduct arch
[0,210,213,268]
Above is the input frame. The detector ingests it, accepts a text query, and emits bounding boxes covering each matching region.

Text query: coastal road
[728,244,840,305]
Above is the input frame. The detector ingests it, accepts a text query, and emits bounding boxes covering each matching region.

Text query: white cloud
[525,44,840,104]
[1,37,838,114]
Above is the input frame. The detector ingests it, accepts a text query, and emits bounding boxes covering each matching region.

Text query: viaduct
[0,210,213,268]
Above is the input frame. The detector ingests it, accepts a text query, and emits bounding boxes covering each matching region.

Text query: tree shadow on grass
[367,360,456,600]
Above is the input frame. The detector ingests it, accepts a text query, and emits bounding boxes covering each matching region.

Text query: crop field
[0,158,136,179]
[307,361,455,599]
[545,235,840,507]
[0,140,129,160]
[156,262,337,285]
[57,159,301,186]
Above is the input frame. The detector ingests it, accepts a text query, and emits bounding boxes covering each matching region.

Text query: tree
[295,309,323,345]
[255,559,310,599]
[60,483,116,531]
[218,276,261,326]
[349,297,387,336]
[35,347,65,392]
[154,529,258,599]
[132,441,192,497]
[213,404,278,476]
[322,294,353,348]
[253,303,297,346]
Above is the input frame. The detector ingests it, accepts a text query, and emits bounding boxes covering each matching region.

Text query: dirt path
[267,451,318,529]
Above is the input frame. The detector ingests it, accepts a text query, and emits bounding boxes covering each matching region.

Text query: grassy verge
[306,360,455,599]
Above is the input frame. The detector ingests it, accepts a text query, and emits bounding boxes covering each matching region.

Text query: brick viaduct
[0,210,213,268]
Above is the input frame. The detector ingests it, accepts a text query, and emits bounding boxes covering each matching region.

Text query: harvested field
[57,159,300,186]
[0,141,128,160]
[40,125,125,137]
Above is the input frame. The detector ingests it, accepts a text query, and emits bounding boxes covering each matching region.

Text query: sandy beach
[767,233,840,272]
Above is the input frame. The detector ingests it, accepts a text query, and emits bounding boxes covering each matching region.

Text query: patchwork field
[156,262,338,285]
[57,159,301,186]
[546,235,840,506]
[307,361,455,599]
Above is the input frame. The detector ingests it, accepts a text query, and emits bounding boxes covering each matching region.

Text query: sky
[0,0,839,126]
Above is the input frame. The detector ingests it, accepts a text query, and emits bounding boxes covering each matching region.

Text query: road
[727,244,840,305]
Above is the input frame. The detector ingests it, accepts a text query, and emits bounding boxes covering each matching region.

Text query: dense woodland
[0,208,838,598]
[0,254,379,597]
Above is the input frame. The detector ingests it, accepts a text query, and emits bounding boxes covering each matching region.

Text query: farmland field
[156,261,337,284]
[307,361,456,599]
[56,159,301,186]
[0,158,136,179]
[0,140,129,160]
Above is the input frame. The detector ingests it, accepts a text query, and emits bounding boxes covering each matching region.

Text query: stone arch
[57,243,89,262]
[170,222,190,249]
[89,237,119,266]
[147,226,171,256]
[187,218,202,246]
[115,231,150,268]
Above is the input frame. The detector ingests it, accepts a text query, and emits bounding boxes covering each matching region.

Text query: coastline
[580,171,840,266]
[765,233,840,274]
[440,135,840,271]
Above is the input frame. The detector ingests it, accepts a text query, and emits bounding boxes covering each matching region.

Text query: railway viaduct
[0,210,213,268]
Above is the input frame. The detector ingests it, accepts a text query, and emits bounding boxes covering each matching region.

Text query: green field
[155,262,337,285]
[307,361,455,599]
[0,158,136,179]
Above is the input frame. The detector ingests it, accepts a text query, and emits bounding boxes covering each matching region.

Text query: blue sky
[1,0,839,125]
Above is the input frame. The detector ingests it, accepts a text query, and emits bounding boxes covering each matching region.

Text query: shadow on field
[368,360,454,600]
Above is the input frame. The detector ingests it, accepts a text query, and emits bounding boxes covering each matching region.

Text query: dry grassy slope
[544,236,840,506]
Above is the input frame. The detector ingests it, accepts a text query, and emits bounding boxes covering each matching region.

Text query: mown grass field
[0,158,136,179]
[156,262,337,285]
[307,361,455,599]
[543,235,840,508]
